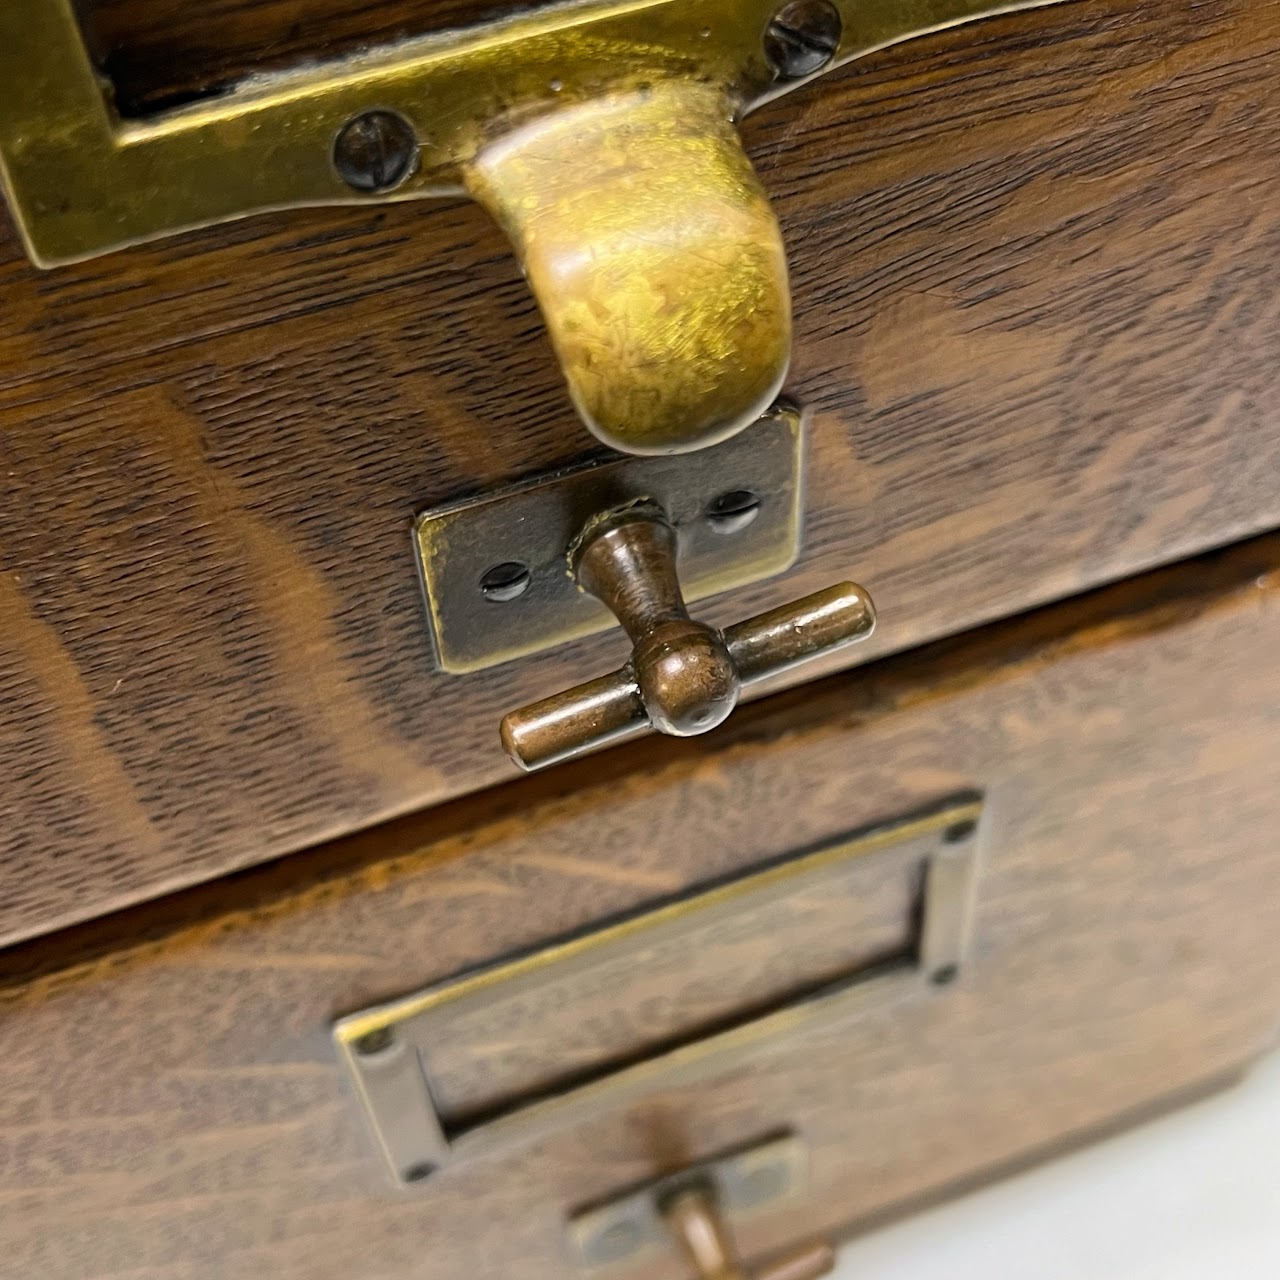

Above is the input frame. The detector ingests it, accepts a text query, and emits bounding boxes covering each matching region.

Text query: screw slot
[333,110,418,192]
[479,561,532,603]
[764,0,842,79]
[706,489,762,535]
[943,819,978,845]
[402,1161,437,1184]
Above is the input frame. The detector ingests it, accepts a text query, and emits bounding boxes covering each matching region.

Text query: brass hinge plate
[415,404,803,674]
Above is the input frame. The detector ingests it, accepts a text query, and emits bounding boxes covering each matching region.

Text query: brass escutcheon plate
[569,1133,809,1270]
[415,405,803,674]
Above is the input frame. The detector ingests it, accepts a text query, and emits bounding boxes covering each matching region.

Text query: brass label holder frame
[334,798,983,1188]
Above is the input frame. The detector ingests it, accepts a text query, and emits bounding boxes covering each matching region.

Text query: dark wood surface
[5,0,1280,946]
[1,532,1278,1280]
[76,0,546,114]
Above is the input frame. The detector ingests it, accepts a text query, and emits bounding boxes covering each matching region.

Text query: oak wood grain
[4,0,1280,945]
[0,532,1278,1280]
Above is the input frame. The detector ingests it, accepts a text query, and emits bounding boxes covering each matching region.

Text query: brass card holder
[334,799,982,1188]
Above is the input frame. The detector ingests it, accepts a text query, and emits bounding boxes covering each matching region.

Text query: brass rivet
[764,0,842,79]
[333,110,418,192]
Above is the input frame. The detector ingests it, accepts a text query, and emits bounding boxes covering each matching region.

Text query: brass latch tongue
[465,79,790,455]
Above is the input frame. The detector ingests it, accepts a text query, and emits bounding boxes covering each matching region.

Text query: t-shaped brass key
[500,503,875,770]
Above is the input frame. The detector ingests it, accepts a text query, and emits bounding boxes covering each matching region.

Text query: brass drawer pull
[0,0,1067,456]
[501,501,875,769]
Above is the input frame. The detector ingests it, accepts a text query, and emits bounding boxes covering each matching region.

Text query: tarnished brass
[570,1135,834,1278]
[333,800,982,1187]
[663,1184,835,1280]
[573,508,745,738]
[467,80,789,454]
[0,0,1068,453]
[570,1135,814,1271]
[500,502,875,770]
[415,403,802,674]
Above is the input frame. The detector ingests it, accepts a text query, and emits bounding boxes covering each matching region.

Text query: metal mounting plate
[569,1133,808,1269]
[415,405,802,674]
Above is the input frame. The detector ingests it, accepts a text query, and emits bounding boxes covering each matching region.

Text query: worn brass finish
[334,800,982,1186]
[500,504,875,770]
[415,404,802,674]
[664,1185,836,1280]
[571,1135,813,1271]
[574,507,744,737]
[0,0,1068,454]
[467,80,790,454]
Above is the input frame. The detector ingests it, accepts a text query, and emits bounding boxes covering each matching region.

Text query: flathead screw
[333,111,418,193]
[764,1,843,79]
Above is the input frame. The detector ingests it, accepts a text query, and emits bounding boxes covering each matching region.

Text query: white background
[832,1049,1280,1278]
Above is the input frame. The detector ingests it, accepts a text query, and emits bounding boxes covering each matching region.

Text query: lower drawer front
[3,535,1280,1280]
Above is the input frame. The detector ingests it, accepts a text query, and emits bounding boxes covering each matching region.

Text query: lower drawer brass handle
[664,1184,836,1280]
[500,502,875,769]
